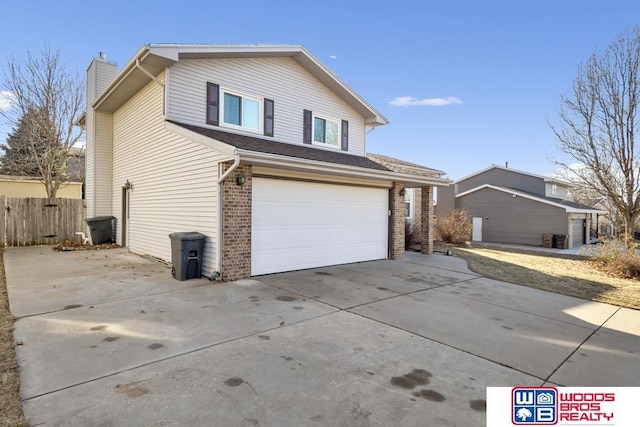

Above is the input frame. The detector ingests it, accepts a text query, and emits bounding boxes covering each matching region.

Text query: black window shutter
[264,98,274,137]
[206,82,219,126]
[303,109,312,144]
[341,120,349,151]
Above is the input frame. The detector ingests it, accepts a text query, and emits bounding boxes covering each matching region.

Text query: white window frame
[220,88,263,134]
[405,188,413,219]
[312,113,340,148]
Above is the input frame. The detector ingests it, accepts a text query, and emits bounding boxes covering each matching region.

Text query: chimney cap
[98,51,106,60]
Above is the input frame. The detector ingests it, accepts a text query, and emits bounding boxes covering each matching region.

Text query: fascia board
[238,149,449,186]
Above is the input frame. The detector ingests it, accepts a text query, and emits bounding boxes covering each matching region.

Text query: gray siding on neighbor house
[434,184,455,217]
[458,168,545,196]
[457,187,568,246]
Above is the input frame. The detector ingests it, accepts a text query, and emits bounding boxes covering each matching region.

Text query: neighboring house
[435,165,606,249]
[66,147,85,182]
[84,45,449,281]
[0,175,82,199]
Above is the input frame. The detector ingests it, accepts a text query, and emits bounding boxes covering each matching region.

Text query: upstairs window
[303,109,348,151]
[222,90,261,131]
[313,116,339,146]
[206,82,274,136]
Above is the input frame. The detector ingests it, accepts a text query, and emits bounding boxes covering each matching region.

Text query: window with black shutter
[341,120,349,151]
[264,99,274,137]
[303,109,312,144]
[206,82,219,126]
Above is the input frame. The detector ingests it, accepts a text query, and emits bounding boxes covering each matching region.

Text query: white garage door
[572,219,584,247]
[252,178,389,275]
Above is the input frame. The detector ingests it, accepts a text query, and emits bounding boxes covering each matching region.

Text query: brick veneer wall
[390,182,405,259]
[420,185,434,254]
[221,163,252,281]
[412,188,423,238]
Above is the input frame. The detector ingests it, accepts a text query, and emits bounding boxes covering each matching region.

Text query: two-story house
[434,165,605,249]
[84,45,450,281]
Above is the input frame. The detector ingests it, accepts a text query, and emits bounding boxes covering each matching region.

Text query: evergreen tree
[0,107,48,176]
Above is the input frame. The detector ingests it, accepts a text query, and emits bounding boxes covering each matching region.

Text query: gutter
[236,149,452,187]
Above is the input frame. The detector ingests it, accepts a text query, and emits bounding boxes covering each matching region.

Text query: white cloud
[389,96,463,107]
[0,91,16,112]
[329,55,337,60]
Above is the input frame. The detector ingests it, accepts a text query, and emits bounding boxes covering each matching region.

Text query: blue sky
[1,0,638,179]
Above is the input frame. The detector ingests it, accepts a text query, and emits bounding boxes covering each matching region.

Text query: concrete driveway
[6,247,640,426]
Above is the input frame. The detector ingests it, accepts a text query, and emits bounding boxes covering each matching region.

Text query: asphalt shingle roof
[171,121,391,172]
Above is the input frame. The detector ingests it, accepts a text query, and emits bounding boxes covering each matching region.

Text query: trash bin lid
[87,216,116,223]
[169,232,206,241]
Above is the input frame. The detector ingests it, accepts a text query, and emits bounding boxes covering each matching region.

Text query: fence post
[0,195,5,247]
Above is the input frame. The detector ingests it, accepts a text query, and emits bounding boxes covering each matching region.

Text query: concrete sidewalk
[6,247,640,426]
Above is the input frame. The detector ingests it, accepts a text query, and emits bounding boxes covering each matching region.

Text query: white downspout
[214,151,240,280]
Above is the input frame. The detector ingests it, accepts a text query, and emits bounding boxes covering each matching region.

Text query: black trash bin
[86,216,116,244]
[169,232,206,281]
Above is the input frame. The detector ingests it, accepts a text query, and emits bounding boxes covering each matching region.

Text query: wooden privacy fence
[0,196,85,246]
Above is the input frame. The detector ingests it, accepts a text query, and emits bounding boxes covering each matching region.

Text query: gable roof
[93,44,388,126]
[167,121,451,187]
[456,184,606,213]
[456,165,570,186]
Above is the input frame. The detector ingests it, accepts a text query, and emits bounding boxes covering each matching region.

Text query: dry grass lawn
[0,251,28,427]
[453,246,640,310]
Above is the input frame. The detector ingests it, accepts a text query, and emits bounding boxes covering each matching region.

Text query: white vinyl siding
[251,166,392,188]
[86,59,117,219]
[112,72,230,274]
[166,57,366,155]
[94,111,113,216]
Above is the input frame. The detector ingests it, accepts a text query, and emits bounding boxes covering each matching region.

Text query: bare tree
[1,46,84,197]
[551,27,640,243]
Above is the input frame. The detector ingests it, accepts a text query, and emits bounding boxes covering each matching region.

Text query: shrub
[586,239,640,280]
[435,210,472,245]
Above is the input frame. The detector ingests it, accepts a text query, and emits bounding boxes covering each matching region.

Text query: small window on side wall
[206,82,274,137]
[303,109,347,150]
[222,90,261,131]
[405,188,413,219]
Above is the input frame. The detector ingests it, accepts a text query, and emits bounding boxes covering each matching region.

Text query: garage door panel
[252,178,388,275]
[572,219,584,247]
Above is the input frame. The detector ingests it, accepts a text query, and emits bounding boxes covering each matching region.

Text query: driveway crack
[543,307,621,384]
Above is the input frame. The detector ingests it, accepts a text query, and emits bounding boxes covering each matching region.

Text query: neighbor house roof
[167,121,451,187]
[456,165,571,186]
[93,44,388,126]
[366,153,446,178]
[456,184,606,214]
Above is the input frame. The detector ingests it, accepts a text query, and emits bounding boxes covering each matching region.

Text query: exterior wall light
[124,180,133,190]
[236,172,247,186]
[399,188,406,197]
